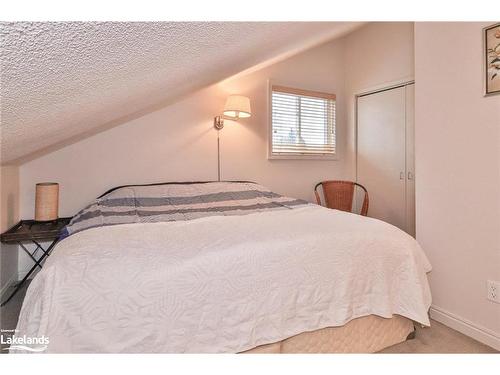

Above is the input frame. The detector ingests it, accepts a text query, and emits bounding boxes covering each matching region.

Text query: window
[270,85,336,158]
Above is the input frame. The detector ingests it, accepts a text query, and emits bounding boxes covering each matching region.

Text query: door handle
[408,172,414,180]
[400,172,404,180]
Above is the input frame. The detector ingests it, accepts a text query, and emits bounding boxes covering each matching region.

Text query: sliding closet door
[405,84,415,237]
[357,86,407,232]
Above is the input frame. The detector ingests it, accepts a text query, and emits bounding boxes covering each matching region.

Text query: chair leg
[314,190,322,205]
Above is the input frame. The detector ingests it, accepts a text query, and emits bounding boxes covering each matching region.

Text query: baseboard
[430,305,500,351]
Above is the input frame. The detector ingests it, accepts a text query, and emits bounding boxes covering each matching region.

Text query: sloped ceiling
[0,22,362,164]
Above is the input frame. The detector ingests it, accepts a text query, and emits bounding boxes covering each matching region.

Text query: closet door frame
[405,83,415,236]
[354,79,415,234]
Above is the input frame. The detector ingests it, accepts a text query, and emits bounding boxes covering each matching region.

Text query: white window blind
[271,85,336,157]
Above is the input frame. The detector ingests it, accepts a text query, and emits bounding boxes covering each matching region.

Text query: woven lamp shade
[35,183,59,222]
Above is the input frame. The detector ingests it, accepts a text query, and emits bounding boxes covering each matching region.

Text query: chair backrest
[314,180,369,216]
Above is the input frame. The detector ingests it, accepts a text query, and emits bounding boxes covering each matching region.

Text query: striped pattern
[63,182,309,237]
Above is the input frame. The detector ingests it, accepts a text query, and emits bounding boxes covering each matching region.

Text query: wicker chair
[314,180,369,216]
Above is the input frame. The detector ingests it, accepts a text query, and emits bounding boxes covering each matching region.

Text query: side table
[0,217,72,307]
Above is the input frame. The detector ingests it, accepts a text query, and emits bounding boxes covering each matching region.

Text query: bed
[14,181,432,353]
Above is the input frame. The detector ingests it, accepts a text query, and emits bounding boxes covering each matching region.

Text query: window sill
[267,153,339,161]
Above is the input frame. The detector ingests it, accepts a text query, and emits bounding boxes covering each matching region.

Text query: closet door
[357,86,407,232]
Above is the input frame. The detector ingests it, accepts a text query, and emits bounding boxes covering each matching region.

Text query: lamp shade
[35,182,59,222]
[223,95,251,119]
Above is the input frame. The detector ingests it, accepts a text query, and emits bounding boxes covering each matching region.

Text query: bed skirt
[242,315,414,353]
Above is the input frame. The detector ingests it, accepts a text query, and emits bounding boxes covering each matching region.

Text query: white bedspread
[15,205,432,353]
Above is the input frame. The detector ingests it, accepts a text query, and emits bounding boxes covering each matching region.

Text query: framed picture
[484,23,500,96]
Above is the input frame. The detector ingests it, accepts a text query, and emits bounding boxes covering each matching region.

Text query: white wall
[344,22,415,178]
[0,166,19,293]
[415,22,500,349]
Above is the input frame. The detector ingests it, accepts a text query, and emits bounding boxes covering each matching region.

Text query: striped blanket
[62,181,310,237]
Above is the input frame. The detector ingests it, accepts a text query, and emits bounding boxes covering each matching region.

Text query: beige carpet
[380,319,498,353]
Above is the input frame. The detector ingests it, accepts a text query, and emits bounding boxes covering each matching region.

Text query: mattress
[243,315,414,353]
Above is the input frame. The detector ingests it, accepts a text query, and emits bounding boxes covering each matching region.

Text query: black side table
[0,217,72,307]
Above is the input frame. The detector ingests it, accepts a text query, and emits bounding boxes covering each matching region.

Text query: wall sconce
[213,95,252,181]
[214,95,252,130]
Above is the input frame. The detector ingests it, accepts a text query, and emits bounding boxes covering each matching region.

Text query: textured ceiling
[0,22,361,164]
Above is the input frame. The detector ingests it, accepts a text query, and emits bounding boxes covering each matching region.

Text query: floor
[1,282,497,354]
[380,321,498,353]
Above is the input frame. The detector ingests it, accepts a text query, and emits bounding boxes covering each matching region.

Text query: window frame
[267,81,338,160]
